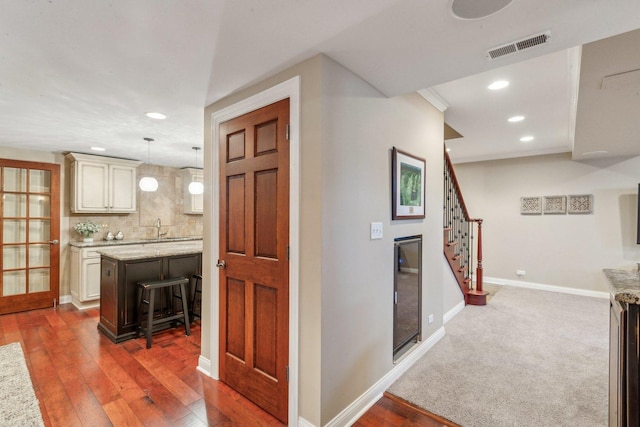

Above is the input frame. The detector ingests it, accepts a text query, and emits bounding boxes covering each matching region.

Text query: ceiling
[0,0,639,168]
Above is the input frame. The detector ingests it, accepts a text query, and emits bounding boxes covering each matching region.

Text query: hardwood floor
[0,304,285,427]
[353,393,460,427]
[1,303,459,427]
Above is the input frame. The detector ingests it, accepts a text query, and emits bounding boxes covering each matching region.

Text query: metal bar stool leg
[179,282,191,336]
[146,287,155,349]
[190,274,202,322]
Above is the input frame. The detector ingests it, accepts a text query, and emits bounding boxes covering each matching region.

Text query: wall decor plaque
[543,195,567,214]
[520,197,542,215]
[568,194,594,214]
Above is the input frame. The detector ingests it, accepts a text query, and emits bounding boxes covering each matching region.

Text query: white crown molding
[417,88,449,112]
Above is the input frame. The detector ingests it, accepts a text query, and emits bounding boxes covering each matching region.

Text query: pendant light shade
[139,176,159,192]
[139,137,158,192]
[188,180,204,195]
[188,146,204,195]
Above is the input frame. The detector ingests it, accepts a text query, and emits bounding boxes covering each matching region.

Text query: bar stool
[190,274,203,322]
[137,277,191,349]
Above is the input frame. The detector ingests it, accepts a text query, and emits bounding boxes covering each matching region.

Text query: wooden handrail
[444,149,471,221]
[443,148,485,303]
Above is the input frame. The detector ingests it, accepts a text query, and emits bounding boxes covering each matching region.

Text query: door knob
[48,239,60,245]
[216,260,226,269]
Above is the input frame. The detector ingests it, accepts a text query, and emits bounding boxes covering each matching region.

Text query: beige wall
[454,153,640,293]
[318,58,444,423]
[1,147,202,298]
[204,54,445,425]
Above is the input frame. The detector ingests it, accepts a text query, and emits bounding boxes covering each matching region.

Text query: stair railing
[444,149,486,305]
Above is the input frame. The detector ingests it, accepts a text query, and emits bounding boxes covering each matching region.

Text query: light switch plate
[370,222,383,239]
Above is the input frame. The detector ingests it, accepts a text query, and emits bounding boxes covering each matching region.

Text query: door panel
[0,159,60,314]
[219,99,289,423]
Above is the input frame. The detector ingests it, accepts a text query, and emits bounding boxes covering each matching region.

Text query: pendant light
[139,137,159,192]
[188,146,204,195]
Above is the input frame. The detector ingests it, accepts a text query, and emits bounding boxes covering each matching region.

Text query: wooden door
[218,99,290,423]
[0,159,60,314]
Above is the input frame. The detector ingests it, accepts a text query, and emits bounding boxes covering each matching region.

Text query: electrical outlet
[516,270,526,276]
[428,314,434,324]
[370,222,383,239]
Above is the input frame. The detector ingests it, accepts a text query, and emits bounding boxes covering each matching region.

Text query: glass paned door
[0,159,60,314]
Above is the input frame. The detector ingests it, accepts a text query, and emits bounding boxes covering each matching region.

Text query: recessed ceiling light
[146,112,166,120]
[520,136,534,142]
[508,115,525,123]
[488,80,509,90]
[90,147,106,152]
[446,148,451,152]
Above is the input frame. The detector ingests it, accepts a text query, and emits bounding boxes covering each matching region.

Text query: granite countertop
[69,236,202,248]
[96,240,203,261]
[603,268,640,304]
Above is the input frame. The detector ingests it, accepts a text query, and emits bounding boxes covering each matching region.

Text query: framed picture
[392,147,425,220]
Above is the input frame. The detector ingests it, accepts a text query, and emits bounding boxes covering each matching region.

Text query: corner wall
[454,153,640,292]
[319,58,444,424]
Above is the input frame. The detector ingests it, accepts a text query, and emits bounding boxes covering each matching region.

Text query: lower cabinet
[610,298,640,426]
[97,252,202,343]
[70,246,102,309]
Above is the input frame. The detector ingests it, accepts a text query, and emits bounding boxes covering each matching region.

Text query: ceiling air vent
[487,31,551,60]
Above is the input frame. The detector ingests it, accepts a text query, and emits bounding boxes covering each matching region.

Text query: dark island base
[98,252,202,343]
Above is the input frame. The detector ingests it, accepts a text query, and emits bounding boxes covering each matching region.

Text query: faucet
[155,218,168,239]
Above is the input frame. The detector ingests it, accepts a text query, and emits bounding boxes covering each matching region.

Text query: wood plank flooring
[353,393,460,427]
[0,304,285,427]
[1,303,453,426]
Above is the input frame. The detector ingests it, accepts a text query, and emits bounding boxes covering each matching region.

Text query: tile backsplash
[68,164,203,243]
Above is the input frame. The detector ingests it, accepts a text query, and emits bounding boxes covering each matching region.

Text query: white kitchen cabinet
[70,246,102,309]
[182,167,203,214]
[66,152,142,213]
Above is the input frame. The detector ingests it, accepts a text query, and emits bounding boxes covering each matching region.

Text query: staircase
[444,149,488,306]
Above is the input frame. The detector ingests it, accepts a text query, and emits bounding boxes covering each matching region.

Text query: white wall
[454,153,640,293]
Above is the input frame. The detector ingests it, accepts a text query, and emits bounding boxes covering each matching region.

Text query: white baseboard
[298,417,316,427]
[59,294,72,305]
[484,277,609,299]
[197,355,213,378]
[444,300,465,324]
[324,326,445,427]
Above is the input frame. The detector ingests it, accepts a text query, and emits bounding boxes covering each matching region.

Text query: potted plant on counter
[73,220,101,242]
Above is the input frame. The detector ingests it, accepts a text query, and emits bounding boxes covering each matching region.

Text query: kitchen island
[96,240,202,343]
[604,268,640,427]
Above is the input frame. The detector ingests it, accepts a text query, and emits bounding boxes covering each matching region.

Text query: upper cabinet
[182,168,203,214]
[66,153,142,213]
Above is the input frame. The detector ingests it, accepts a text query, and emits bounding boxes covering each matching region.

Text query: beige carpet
[388,286,608,427]
[0,342,44,427]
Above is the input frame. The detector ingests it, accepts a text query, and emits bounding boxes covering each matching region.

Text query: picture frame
[392,147,425,220]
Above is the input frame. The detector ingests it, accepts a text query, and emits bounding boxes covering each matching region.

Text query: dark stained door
[218,98,290,422]
[0,159,60,314]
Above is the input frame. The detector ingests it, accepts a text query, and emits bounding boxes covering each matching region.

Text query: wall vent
[487,31,551,60]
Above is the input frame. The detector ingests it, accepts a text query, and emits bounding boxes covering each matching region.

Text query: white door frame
[206,76,301,424]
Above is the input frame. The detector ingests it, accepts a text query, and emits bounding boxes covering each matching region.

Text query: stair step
[466,289,489,306]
